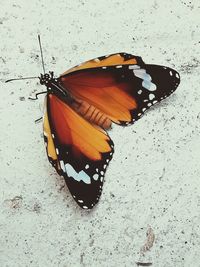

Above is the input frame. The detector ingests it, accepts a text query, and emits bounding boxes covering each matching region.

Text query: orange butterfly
[7,36,180,209]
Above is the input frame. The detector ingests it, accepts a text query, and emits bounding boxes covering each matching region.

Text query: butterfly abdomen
[71,98,112,129]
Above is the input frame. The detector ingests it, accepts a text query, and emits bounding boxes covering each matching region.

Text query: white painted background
[0,1,200,266]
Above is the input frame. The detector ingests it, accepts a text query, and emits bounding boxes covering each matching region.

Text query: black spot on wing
[119,52,145,65]
[96,52,145,66]
[144,64,180,96]
[90,63,180,126]
[128,65,180,123]
[66,179,103,209]
[62,138,114,210]
[48,131,114,210]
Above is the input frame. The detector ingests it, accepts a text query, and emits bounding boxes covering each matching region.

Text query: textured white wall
[0,1,200,266]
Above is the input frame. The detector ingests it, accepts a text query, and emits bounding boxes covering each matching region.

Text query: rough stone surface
[0,1,200,266]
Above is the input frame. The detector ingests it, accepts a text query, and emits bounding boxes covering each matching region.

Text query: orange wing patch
[61,70,137,124]
[48,94,112,161]
[43,100,61,171]
[61,53,139,76]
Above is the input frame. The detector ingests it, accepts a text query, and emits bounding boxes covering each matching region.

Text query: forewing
[60,62,180,126]
[62,52,145,75]
[44,93,114,209]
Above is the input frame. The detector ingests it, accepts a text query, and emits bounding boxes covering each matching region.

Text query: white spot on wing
[85,164,89,169]
[133,67,157,91]
[65,163,91,184]
[93,174,99,180]
[134,69,147,77]
[149,93,155,100]
[142,80,157,91]
[128,65,140,70]
[138,90,142,95]
[60,160,65,171]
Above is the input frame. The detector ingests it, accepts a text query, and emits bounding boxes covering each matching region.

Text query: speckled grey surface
[0,1,200,266]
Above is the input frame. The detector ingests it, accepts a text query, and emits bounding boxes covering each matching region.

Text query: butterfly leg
[35,117,43,123]
[28,91,48,100]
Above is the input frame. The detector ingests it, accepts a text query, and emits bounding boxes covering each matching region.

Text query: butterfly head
[39,72,54,86]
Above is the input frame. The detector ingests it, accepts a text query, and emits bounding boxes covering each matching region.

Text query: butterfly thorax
[40,72,71,99]
[40,72,112,130]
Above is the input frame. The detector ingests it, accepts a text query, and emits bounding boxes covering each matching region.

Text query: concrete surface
[0,1,200,266]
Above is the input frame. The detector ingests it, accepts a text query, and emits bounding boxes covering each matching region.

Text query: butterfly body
[24,52,181,209]
[39,72,74,104]
[40,72,112,129]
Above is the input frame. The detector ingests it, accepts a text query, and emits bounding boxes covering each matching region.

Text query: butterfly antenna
[38,35,45,74]
[5,35,46,83]
[5,76,39,83]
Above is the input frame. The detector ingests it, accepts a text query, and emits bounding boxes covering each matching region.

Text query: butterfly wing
[43,53,180,209]
[43,94,114,209]
[62,52,145,75]
[60,54,180,126]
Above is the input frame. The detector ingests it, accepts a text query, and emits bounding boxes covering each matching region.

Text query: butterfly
[7,36,180,209]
